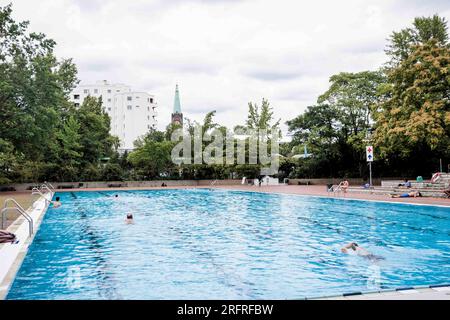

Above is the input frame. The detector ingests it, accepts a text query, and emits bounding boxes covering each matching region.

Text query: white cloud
[4,0,450,133]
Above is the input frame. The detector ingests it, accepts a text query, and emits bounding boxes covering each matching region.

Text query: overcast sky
[4,0,450,133]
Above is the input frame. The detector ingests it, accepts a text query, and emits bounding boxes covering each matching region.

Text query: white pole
[369,162,373,187]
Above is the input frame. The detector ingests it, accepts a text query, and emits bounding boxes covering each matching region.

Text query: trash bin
[416,176,423,182]
[326,183,333,192]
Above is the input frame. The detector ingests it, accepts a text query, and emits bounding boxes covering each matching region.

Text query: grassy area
[0,193,40,229]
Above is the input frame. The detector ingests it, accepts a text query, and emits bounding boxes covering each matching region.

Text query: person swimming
[52,196,62,208]
[341,242,384,261]
[125,213,134,224]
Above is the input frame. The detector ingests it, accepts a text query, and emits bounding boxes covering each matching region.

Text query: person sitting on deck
[51,196,62,208]
[341,242,384,261]
[390,191,421,198]
[125,213,134,224]
[341,180,349,193]
[398,179,412,188]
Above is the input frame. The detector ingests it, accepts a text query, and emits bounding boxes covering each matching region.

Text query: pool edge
[0,195,52,300]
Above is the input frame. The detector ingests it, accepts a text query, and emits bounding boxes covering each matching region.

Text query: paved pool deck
[212,184,450,207]
[4,184,450,207]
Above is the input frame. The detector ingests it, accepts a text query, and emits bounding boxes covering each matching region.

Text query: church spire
[173,84,181,114]
[171,84,183,126]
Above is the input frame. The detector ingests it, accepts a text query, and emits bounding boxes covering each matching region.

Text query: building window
[127,105,132,110]
[150,98,154,103]
[83,89,89,94]
[73,94,80,100]
[147,107,150,111]
[127,96,132,101]
[136,105,139,108]
[116,90,120,92]
[147,116,150,120]
[74,103,80,108]
[107,89,111,93]
[94,89,98,94]
[108,108,112,111]
[107,98,111,102]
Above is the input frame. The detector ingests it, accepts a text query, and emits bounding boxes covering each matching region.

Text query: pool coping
[0,193,52,300]
[309,284,450,300]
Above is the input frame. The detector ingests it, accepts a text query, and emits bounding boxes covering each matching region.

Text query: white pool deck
[315,286,450,300]
[0,186,449,300]
[0,192,52,300]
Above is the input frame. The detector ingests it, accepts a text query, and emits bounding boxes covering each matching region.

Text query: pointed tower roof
[173,84,182,114]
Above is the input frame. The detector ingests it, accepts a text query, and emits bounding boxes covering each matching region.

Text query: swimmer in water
[341,242,384,261]
[52,196,62,208]
[125,213,134,224]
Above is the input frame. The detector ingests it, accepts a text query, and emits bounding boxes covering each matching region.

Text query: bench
[107,183,128,188]
[57,185,75,189]
[0,186,16,192]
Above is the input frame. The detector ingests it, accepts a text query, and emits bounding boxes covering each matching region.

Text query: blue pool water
[7,189,450,299]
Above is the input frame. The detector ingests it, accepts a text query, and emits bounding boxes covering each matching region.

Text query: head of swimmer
[341,242,359,253]
[350,242,358,250]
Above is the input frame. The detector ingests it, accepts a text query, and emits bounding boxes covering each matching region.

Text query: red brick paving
[3,184,450,207]
[213,185,450,207]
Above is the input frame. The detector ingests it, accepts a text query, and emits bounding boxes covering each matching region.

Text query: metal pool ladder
[329,181,345,197]
[31,183,55,204]
[1,198,33,237]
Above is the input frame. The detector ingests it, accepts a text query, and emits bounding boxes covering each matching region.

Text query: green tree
[0,138,19,184]
[75,96,116,167]
[0,4,78,163]
[386,15,448,67]
[128,140,175,179]
[245,98,280,131]
[55,116,82,181]
[373,39,450,158]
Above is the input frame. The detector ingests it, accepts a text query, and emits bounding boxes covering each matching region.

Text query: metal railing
[31,183,54,204]
[329,181,347,197]
[1,198,33,237]
[43,182,55,189]
[210,179,218,186]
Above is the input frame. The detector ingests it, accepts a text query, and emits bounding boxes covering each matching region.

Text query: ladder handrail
[1,198,33,237]
[330,181,345,197]
[210,179,218,186]
[43,182,55,189]
[31,188,53,204]
[39,184,53,195]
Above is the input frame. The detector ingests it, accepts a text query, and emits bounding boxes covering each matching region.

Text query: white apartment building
[70,80,158,152]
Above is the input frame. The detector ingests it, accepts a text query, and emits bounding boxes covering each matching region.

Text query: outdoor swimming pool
[6,188,450,299]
